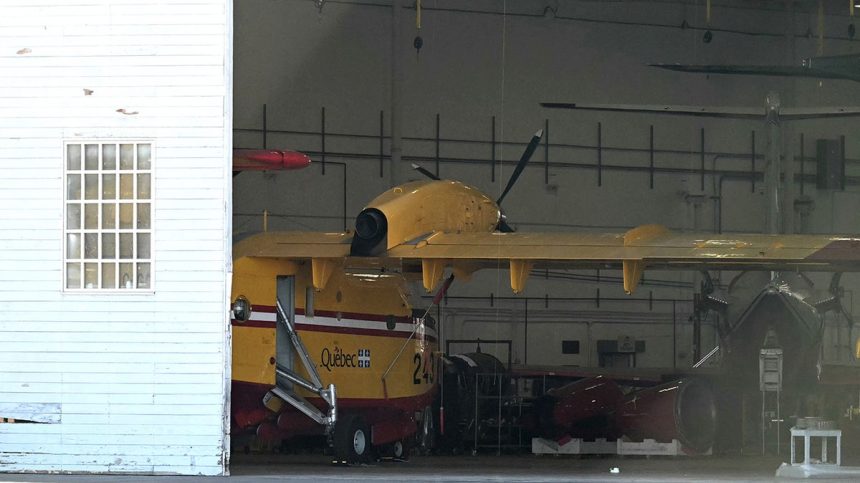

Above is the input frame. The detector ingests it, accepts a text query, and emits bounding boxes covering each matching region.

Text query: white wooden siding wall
[0,1,231,475]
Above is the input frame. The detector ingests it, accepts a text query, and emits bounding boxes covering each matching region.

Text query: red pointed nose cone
[232,149,312,171]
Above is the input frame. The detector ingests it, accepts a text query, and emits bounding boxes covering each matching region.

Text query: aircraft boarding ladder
[265,278,337,434]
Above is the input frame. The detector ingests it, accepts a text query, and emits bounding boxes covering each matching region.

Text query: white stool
[790,427,841,466]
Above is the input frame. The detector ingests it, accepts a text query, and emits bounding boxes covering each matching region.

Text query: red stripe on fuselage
[231,379,435,417]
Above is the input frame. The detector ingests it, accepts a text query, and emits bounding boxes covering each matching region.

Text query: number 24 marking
[412,352,435,385]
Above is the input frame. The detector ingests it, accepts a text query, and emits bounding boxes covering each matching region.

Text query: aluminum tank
[614,378,716,452]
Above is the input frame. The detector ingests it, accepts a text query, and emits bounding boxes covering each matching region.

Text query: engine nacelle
[350,180,500,256]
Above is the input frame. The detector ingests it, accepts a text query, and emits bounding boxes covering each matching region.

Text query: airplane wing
[541,102,860,121]
[541,102,763,119]
[235,227,860,295]
[779,107,860,120]
[392,230,855,265]
[649,63,860,82]
[233,231,352,259]
[650,53,860,83]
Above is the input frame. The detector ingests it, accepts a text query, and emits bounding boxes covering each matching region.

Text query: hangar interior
[230,0,860,476]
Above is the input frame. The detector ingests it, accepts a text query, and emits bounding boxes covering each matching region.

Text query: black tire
[417,406,435,455]
[333,414,372,464]
[386,439,411,461]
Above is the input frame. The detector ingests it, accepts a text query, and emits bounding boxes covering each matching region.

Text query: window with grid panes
[64,142,153,291]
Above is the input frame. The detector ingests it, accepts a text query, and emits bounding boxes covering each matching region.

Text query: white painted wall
[0,0,232,475]
[232,1,860,368]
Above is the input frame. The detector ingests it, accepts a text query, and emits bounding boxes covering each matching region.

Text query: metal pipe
[842,135,847,190]
[752,130,757,193]
[235,126,797,162]
[379,110,384,178]
[524,298,529,364]
[597,122,602,187]
[491,116,496,182]
[544,118,549,185]
[435,113,440,178]
[262,103,268,149]
[672,300,677,369]
[649,125,655,189]
[693,345,720,368]
[799,133,805,195]
[320,107,326,176]
[765,111,781,234]
[395,2,859,41]
[700,128,706,191]
[275,367,320,394]
[390,0,403,186]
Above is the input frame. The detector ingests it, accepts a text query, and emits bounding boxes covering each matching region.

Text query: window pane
[120,144,134,170]
[102,263,116,289]
[84,203,98,229]
[119,203,133,229]
[137,203,150,229]
[84,144,99,170]
[119,233,133,259]
[137,263,151,289]
[67,203,81,230]
[66,263,81,289]
[67,144,81,170]
[137,144,151,170]
[137,233,150,259]
[67,174,81,200]
[119,174,133,199]
[84,174,99,200]
[84,263,97,289]
[137,173,151,199]
[102,233,116,259]
[102,144,116,170]
[84,233,98,259]
[66,233,81,259]
[120,263,133,289]
[102,174,116,199]
[102,204,116,229]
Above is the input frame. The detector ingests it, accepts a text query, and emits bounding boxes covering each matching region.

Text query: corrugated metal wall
[0,0,232,475]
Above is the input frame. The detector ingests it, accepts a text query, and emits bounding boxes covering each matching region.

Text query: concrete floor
[1,453,859,482]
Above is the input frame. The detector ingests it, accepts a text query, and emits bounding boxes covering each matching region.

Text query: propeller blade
[496,129,543,206]
[432,274,456,306]
[498,219,515,233]
[411,163,440,180]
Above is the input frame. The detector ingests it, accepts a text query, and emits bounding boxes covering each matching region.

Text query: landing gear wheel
[392,440,405,458]
[417,406,435,455]
[390,439,411,461]
[333,414,372,464]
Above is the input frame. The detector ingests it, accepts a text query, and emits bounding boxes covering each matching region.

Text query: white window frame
[63,140,155,293]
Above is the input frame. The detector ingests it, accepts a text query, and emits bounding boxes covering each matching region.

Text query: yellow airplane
[229,129,860,463]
